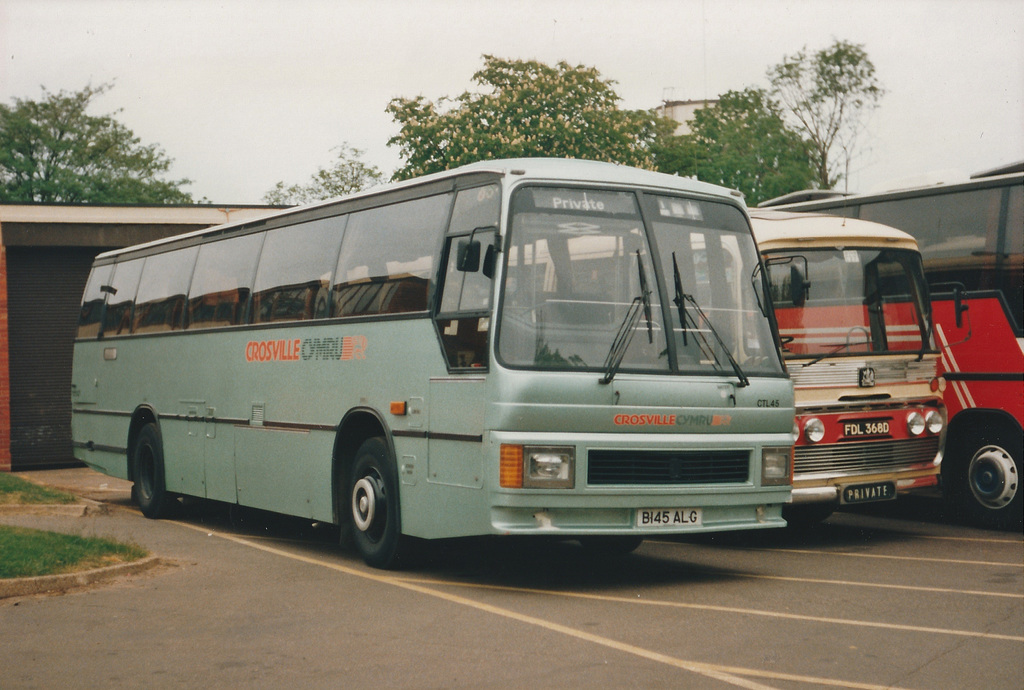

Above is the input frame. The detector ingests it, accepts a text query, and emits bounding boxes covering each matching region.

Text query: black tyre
[131,423,178,519]
[783,502,836,527]
[944,427,1022,531]
[349,437,410,569]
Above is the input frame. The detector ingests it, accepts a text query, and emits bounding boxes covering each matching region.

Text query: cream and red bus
[751,210,944,524]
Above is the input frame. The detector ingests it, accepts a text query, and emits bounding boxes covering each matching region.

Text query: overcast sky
[1,0,1022,204]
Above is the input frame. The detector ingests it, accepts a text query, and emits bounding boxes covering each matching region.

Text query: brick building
[0,204,281,471]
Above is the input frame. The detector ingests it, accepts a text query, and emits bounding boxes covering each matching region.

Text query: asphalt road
[2,470,1021,689]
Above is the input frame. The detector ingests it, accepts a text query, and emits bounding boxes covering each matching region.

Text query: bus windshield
[497,186,783,377]
[765,247,933,358]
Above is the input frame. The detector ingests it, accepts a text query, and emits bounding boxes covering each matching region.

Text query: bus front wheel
[131,423,178,519]
[349,437,410,569]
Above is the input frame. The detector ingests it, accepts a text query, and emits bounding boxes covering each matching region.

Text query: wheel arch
[945,407,1022,458]
[331,407,393,525]
[126,405,160,481]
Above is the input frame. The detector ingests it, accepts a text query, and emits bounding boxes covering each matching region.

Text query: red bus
[763,165,1022,530]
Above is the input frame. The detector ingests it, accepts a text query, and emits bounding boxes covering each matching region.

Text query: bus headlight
[803,417,825,444]
[501,444,575,489]
[525,447,575,488]
[762,447,792,486]
[925,409,944,435]
[907,411,925,436]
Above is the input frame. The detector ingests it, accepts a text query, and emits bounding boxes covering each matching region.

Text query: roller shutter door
[6,247,97,469]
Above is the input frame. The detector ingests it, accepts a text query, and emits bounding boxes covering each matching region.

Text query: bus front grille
[587,450,750,485]
[794,436,940,476]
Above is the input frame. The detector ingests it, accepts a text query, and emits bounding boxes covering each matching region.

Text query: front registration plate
[636,508,702,528]
[841,481,896,504]
[842,420,890,437]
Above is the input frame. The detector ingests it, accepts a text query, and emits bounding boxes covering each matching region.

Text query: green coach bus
[71,158,794,568]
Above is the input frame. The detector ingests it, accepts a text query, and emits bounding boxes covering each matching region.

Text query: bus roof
[94,158,743,263]
[749,209,919,252]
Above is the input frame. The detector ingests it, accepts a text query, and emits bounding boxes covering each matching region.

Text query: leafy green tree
[0,83,193,203]
[386,55,670,180]
[263,143,384,205]
[768,39,884,189]
[653,88,816,206]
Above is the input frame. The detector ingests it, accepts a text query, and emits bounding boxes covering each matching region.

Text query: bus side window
[133,247,199,334]
[187,233,264,330]
[101,259,145,337]
[251,216,345,324]
[77,264,114,339]
[332,193,452,318]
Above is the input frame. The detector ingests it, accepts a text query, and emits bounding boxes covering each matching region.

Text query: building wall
[657,99,718,136]
[0,204,283,471]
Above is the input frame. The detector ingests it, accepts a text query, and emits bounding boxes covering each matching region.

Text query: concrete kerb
[2,470,163,599]
[0,555,167,599]
[0,497,110,517]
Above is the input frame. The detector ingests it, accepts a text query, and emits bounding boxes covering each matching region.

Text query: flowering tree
[386,55,670,180]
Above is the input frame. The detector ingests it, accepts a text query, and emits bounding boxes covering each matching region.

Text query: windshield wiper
[672,252,688,347]
[600,251,653,385]
[801,326,871,367]
[671,256,749,388]
[637,252,654,344]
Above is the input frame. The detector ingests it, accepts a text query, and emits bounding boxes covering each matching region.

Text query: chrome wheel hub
[968,445,1019,509]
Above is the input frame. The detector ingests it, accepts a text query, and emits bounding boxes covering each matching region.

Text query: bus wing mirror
[932,282,970,329]
[953,285,969,328]
[457,239,481,272]
[482,243,496,279]
[790,264,809,307]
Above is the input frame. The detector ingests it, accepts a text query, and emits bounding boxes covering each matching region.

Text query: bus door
[427,229,496,492]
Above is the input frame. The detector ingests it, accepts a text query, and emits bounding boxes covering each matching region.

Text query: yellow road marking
[918,534,1023,545]
[395,576,1024,643]
[170,520,1018,689]
[728,572,1023,599]
[747,546,1021,568]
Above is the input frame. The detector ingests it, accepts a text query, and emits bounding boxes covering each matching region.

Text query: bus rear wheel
[349,437,410,569]
[131,423,178,519]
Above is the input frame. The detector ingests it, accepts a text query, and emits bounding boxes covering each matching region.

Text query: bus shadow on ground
[159,492,963,590]
[414,535,757,590]
[172,498,756,587]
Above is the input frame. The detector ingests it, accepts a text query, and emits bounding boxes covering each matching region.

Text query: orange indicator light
[499,444,524,488]
[390,401,407,416]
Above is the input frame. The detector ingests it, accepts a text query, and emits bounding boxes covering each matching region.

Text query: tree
[768,39,884,189]
[0,83,193,203]
[653,88,816,206]
[263,143,384,205]
[386,55,670,180]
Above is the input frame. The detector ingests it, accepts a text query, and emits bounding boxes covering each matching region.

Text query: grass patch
[0,473,77,505]
[0,525,148,579]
